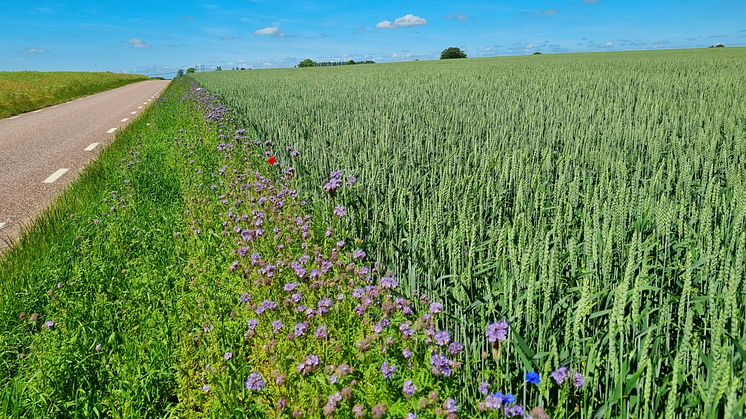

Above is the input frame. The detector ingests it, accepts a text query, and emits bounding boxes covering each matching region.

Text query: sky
[1,0,744,77]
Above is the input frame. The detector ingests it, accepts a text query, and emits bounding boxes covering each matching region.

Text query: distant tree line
[297,59,375,68]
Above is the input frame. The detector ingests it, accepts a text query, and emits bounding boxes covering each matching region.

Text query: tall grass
[0,71,148,118]
[191,48,746,417]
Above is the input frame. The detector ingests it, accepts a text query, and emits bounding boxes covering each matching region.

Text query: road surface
[0,79,170,252]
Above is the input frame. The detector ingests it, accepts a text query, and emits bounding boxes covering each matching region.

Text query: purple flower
[429,301,443,314]
[485,392,503,410]
[403,380,417,397]
[240,293,251,303]
[503,393,516,404]
[352,249,366,260]
[434,330,451,346]
[272,320,284,333]
[224,352,233,360]
[346,174,356,186]
[526,371,541,384]
[297,354,320,375]
[247,319,259,330]
[334,206,346,217]
[405,413,417,419]
[284,282,298,292]
[336,240,344,248]
[314,325,328,339]
[245,372,265,391]
[95,343,102,352]
[380,276,398,289]
[551,366,571,385]
[310,269,321,279]
[485,321,509,343]
[573,372,585,387]
[402,347,412,359]
[352,404,364,419]
[443,398,458,413]
[291,293,302,303]
[448,342,464,355]
[381,361,397,379]
[478,380,490,395]
[504,405,525,418]
[202,384,210,392]
[44,320,55,329]
[294,322,308,336]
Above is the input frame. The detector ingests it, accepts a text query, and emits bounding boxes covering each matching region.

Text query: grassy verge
[0,71,148,118]
[0,79,183,418]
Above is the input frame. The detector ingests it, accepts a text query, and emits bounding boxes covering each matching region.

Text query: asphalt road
[0,79,170,252]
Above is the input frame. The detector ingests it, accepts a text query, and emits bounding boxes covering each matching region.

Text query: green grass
[0,80,183,418]
[189,48,746,418]
[0,71,148,118]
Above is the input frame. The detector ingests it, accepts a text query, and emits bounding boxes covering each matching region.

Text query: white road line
[43,168,69,183]
[9,116,20,119]
[0,222,6,230]
[106,128,117,134]
[131,111,137,114]
[32,110,42,113]
[137,106,143,109]
[77,98,83,101]
[84,143,100,151]
[121,118,129,122]
[51,105,58,108]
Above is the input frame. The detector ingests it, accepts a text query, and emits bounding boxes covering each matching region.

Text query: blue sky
[1,0,744,77]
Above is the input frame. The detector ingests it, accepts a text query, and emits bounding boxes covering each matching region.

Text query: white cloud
[479,46,493,52]
[526,43,541,48]
[122,38,151,48]
[254,26,286,36]
[375,14,427,29]
[22,48,46,53]
[533,9,558,15]
[443,13,469,20]
[709,34,728,38]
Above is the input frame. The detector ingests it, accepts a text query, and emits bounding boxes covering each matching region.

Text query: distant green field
[0,71,148,118]
[190,48,746,417]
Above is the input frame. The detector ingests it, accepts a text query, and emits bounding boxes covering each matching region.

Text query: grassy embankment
[0,71,148,119]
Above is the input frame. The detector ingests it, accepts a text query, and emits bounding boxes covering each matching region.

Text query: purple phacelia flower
[443,398,458,413]
[247,319,259,330]
[551,366,571,385]
[44,320,55,329]
[244,372,265,391]
[352,249,366,260]
[346,174,356,186]
[334,206,346,217]
[478,380,490,395]
[284,282,298,292]
[294,322,308,336]
[272,320,284,333]
[486,392,503,410]
[202,384,210,392]
[402,347,412,359]
[573,372,585,387]
[381,361,397,379]
[314,325,328,339]
[434,330,451,346]
[403,380,417,397]
[310,269,321,279]
[429,301,443,314]
[504,405,525,418]
[224,352,233,360]
[485,321,509,343]
[380,276,398,289]
[336,240,344,248]
[448,342,464,355]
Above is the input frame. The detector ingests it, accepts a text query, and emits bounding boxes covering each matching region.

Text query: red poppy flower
[267,156,276,164]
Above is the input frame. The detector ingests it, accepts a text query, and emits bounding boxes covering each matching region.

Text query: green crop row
[190,48,746,418]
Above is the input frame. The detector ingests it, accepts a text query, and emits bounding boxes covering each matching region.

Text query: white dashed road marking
[131,111,137,114]
[84,143,100,151]
[10,116,20,119]
[51,105,58,108]
[32,110,42,113]
[121,118,129,122]
[43,169,69,183]
[138,106,142,109]
[0,222,6,230]
[106,128,117,134]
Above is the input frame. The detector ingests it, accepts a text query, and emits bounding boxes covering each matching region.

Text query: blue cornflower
[526,371,541,384]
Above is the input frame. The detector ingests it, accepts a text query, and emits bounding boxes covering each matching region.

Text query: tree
[187,67,196,73]
[177,69,184,77]
[440,47,467,59]
[298,58,317,68]
[346,60,356,65]
[533,51,542,55]
[216,66,222,71]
